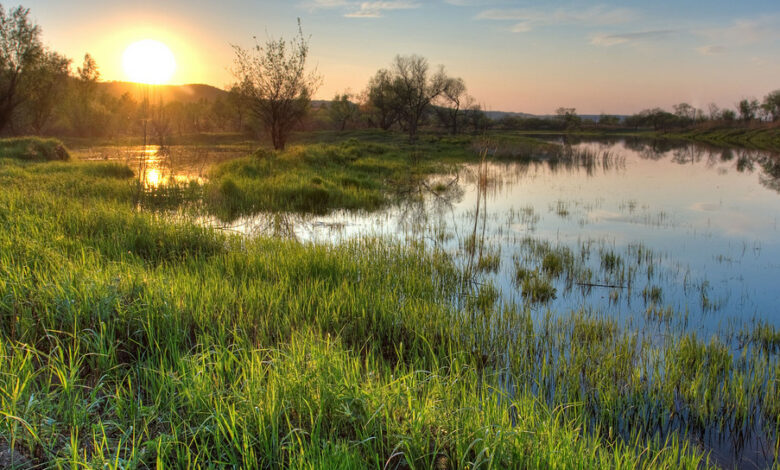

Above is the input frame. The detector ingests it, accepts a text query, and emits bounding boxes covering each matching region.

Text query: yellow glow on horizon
[122,39,176,85]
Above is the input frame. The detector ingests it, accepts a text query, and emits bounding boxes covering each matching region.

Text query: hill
[98,82,229,103]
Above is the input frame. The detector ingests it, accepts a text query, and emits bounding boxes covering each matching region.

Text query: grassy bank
[0,137,70,161]
[659,125,780,151]
[204,136,481,218]
[1,139,778,468]
[504,126,780,152]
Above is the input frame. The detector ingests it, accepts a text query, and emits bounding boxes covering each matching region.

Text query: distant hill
[484,110,536,120]
[486,111,627,122]
[98,82,228,103]
[96,82,625,121]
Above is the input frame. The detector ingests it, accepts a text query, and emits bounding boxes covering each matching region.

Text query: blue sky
[22,0,780,114]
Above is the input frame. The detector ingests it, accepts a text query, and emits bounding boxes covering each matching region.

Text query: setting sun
[122,39,176,85]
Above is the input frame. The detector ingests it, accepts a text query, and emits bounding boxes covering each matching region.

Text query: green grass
[0,137,70,161]
[659,126,780,151]
[203,137,476,219]
[0,137,778,468]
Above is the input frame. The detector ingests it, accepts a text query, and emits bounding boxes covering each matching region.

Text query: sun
[122,39,176,85]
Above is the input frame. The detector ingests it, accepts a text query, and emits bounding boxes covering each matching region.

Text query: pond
[211,137,780,338]
[81,137,780,467]
[73,144,251,187]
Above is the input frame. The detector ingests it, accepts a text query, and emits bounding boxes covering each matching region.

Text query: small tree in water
[232,20,321,150]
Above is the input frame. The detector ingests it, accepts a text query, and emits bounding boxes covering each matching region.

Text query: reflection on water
[96,137,779,467]
[205,138,780,467]
[74,144,251,188]
[213,138,780,335]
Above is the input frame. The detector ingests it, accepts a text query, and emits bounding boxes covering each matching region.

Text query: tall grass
[0,140,777,467]
[0,137,70,161]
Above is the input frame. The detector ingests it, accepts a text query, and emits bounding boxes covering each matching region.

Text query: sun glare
[122,40,176,85]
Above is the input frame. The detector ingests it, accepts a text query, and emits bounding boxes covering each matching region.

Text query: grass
[203,137,475,219]
[0,137,70,161]
[659,125,780,152]
[0,135,778,467]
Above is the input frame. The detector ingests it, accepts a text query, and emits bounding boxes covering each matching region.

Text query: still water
[84,137,780,467]
[74,144,250,187]
[216,138,780,335]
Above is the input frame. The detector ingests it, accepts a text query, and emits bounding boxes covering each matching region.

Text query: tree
[22,50,70,133]
[721,109,736,122]
[364,68,399,130]
[232,20,321,150]
[555,107,581,130]
[68,53,101,136]
[462,98,490,132]
[597,114,620,127]
[226,84,248,132]
[707,103,720,121]
[673,102,695,121]
[737,98,759,122]
[390,54,448,141]
[761,90,780,122]
[435,76,466,134]
[0,5,44,133]
[328,92,359,131]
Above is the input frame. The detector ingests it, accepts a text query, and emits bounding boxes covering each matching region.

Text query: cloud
[300,0,350,11]
[300,0,419,17]
[345,1,420,17]
[700,15,780,45]
[511,21,532,33]
[476,4,637,32]
[443,0,483,5]
[696,45,726,55]
[590,30,677,46]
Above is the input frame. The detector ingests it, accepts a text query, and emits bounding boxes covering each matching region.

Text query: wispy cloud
[590,29,677,46]
[346,1,419,18]
[699,15,780,45]
[476,4,638,32]
[696,45,726,55]
[300,0,419,17]
[300,0,350,10]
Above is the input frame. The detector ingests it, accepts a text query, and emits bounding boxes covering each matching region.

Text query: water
[87,138,780,467]
[213,138,780,336]
[73,144,251,187]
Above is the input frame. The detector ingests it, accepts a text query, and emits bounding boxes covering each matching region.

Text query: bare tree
[435,76,466,134]
[707,103,720,121]
[0,5,43,133]
[391,54,448,141]
[232,20,321,150]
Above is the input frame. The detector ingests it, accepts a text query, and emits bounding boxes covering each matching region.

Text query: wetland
[1,132,779,468]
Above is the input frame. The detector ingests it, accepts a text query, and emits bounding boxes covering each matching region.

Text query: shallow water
[83,137,780,467]
[73,144,250,187]
[214,138,780,337]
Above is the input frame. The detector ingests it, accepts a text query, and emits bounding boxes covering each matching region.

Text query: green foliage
[205,138,474,218]
[0,137,69,161]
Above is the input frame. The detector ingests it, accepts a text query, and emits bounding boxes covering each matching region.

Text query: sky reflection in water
[225,138,780,333]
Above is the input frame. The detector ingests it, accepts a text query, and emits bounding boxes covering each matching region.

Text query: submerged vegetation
[1,134,779,468]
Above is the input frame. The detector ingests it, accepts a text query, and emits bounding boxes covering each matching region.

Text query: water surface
[216,138,780,335]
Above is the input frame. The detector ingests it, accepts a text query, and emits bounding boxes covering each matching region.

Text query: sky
[20,0,780,115]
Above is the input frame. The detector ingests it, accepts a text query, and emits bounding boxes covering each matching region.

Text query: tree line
[232,22,489,149]
[2,4,777,149]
